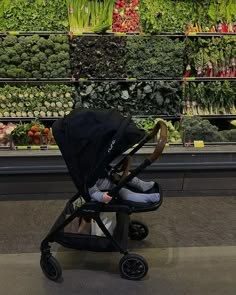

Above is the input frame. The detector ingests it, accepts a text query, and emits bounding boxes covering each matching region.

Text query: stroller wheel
[40,255,62,281]
[119,254,148,280]
[129,220,149,241]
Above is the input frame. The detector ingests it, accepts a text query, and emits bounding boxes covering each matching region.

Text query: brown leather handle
[147,121,168,163]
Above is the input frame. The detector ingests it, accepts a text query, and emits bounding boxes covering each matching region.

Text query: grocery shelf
[184,77,236,82]
[187,32,236,37]
[0,78,72,85]
[1,31,236,38]
[1,77,236,85]
[0,31,68,36]
[1,114,235,123]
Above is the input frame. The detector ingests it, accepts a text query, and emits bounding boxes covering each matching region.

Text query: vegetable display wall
[0,35,70,78]
[78,81,182,116]
[70,36,184,78]
[0,0,68,31]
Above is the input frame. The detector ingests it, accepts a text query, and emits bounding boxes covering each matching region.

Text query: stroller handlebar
[147,120,168,163]
[108,120,168,199]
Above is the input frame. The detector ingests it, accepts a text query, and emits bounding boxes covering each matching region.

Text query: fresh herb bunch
[77,81,182,116]
[0,35,71,78]
[0,0,68,31]
[0,85,75,118]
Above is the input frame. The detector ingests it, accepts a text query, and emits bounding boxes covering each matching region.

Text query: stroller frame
[40,120,167,281]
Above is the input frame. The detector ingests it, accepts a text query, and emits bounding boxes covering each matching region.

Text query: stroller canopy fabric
[52,108,146,201]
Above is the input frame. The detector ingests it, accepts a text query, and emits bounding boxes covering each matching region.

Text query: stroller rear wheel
[119,254,148,280]
[129,220,149,241]
[40,255,62,281]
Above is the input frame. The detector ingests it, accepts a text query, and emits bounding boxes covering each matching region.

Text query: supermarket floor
[0,196,236,295]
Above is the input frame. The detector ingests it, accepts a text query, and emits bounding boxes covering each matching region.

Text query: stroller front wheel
[129,220,149,241]
[119,254,148,280]
[40,255,62,281]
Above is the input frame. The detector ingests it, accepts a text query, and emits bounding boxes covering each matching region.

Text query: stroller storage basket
[51,202,130,252]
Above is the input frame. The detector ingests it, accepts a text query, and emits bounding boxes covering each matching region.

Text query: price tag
[188,32,197,36]
[184,77,196,81]
[31,146,41,150]
[16,146,28,150]
[9,31,20,35]
[114,32,126,36]
[73,31,83,36]
[48,145,59,150]
[194,140,205,148]
[126,77,137,81]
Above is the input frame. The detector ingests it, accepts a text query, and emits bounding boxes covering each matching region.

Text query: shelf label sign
[194,140,205,148]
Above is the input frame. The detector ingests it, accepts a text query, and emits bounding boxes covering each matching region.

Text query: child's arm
[88,183,112,203]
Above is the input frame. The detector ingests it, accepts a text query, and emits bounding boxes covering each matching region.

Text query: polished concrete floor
[0,196,235,294]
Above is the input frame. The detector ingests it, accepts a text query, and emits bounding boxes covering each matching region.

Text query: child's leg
[120,188,160,203]
[128,177,155,192]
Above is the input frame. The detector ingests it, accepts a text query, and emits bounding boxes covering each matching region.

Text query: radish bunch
[112,0,139,32]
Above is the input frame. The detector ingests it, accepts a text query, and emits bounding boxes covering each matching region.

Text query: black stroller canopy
[52,108,146,201]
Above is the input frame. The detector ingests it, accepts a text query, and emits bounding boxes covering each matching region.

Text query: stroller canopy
[52,108,146,201]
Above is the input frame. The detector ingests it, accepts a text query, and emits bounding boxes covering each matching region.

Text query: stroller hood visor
[52,109,145,199]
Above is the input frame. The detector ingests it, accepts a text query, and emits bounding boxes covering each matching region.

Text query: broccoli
[31,56,40,66]
[7,48,16,58]
[21,53,29,61]
[11,55,21,65]
[20,60,31,71]
[0,68,6,77]
[49,34,67,44]
[31,45,40,53]
[6,68,25,78]
[45,48,53,56]
[57,52,69,61]
[43,72,51,78]
[53,43,65,53]
[38,37,51,50]
[3,35,17,47]
[0,54,9,63]
[13,43,25,55]
[35,52,47,62]
[30,35,41,45]
[48,55,58,63]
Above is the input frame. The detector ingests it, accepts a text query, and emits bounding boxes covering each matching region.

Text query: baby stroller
[40,108,167,281]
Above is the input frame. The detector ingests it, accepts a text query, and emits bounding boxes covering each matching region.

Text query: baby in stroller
[88,176,160,204]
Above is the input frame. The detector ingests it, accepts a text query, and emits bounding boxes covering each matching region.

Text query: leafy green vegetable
[0,0,68,31]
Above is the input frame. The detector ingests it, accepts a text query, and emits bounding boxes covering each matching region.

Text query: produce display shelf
[0,31,68,36]
[0,78,72,85]
[1,77,236,85]
[187,32,236,37]
[1,31,236,38]
[1,114,236,123]
[184,77,236,82]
